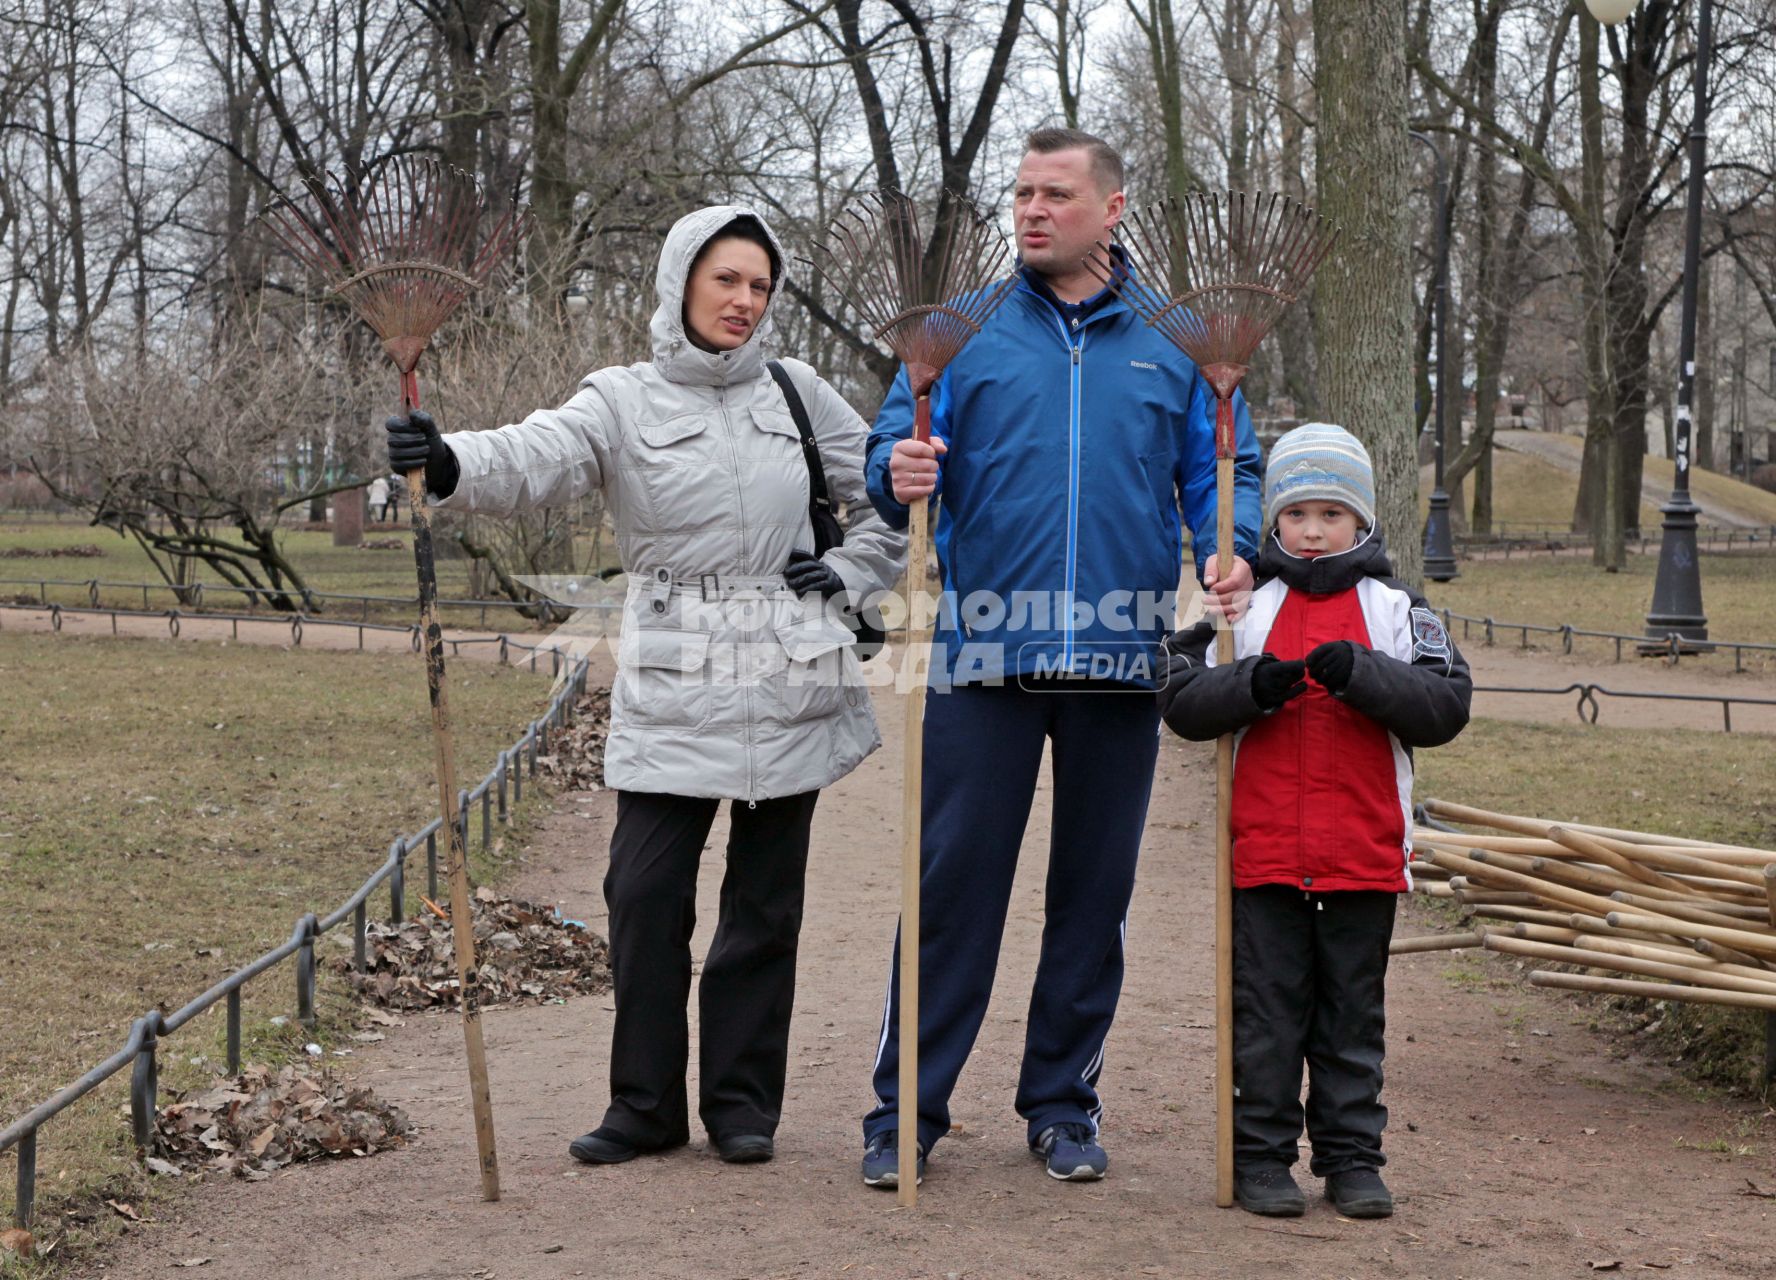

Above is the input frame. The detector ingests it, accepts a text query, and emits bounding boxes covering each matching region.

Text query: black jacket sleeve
[1336,595,1472,748]
[1156,620,1271,742]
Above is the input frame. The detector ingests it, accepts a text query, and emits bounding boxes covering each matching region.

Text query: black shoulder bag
[767,360,887,661]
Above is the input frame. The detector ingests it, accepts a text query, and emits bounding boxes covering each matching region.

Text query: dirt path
[69,673,1776,1280]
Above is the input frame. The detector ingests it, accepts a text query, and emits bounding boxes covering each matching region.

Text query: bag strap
[766,358,837,533]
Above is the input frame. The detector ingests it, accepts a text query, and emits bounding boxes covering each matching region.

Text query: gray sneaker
[860,1132,924,1188]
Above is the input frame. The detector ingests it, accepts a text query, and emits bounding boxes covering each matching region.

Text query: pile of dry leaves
[1,543,104,558]
[339,887,611,1011]
[152,1065,412,1179]
[536,686,612,790]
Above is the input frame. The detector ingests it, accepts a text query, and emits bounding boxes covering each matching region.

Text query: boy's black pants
[600,788,817,1148]
[1232,884,1397,1176]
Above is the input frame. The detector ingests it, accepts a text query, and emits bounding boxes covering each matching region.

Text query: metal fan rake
[805,189,1016,1205]
[261,155,529,1203]
[1086,189,1336,1209]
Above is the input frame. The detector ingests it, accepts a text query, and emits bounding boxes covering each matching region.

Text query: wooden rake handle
[1212,391,1237,1210]
[401,370,501,1202]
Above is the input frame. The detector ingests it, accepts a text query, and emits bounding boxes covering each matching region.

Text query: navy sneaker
[860,1132,925,1188]
[1326,1167,1394,1218]
[1236,1165,1307,1217]
[1031,1122,1107,1181]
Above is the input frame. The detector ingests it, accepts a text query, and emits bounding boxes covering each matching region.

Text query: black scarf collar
[1254,526,1395,595]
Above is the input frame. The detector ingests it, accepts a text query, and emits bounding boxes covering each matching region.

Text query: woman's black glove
[1250,654,1308,711]
[385,410,460,498]
[783,548,845,599]
[1306,640,1358,694]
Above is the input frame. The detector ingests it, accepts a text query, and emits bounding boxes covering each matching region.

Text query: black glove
[1250,655,1308,711]
[1306,640,1358,694]
[783,548,846,599]
[385,410,460,498]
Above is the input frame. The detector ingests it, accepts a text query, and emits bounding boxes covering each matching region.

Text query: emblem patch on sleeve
[1410,607,1453,670]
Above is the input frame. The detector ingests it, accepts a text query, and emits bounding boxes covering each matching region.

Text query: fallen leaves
[152,1065,412,1178]
[338,890,610,1011]
[534,688,612,790]
[105,1199,145,1222]
[0,1227,34,1259]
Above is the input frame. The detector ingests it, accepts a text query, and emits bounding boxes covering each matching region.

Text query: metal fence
[0,575,592,628]
[1441,608,1776,673]
[1471,682,1776,732]
[0,651,594,1232]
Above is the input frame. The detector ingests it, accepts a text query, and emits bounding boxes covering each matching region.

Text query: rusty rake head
[1085,190,1336,401]
[261,156,530,376]
[803,189,1017,396]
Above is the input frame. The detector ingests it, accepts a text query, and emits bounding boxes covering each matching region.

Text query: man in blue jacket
[859,127,1263,1188]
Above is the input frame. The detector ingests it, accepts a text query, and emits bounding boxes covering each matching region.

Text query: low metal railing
[1441,608,1776,672]
[0,653,593,1230]
[1471,682,1776,732]
[0,575,600,628]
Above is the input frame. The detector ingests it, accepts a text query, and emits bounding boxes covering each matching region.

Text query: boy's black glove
[1250,655,1308,711]
[385,410,460,498]
[783,548,845,599]
[1306,640,1358,694]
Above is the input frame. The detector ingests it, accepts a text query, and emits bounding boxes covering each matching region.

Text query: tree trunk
[1272,0,1317,416]
[1313,0,1418,586]
[1573,16,1623,569]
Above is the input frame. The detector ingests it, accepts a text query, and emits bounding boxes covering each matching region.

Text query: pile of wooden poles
[1395,800,1776,1012]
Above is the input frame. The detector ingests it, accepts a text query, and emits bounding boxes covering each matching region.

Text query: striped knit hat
[1263,423,1376,531]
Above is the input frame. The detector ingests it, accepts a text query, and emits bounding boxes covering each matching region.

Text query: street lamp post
[1586,0,1710,645]
[1411,130,1459,582]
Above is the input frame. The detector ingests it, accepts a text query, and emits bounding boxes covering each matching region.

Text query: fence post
[14,1128,36,1230]
[353,899,368,972]
[513,742,524,803]
[129,1012,164,1157]
[498,752,509,823]
[391,840,407,923]
[226,987,242,1074]
[458,789,470,861]
[425,832,438,903]
[296,915,318,1027]
[482,787,492,850]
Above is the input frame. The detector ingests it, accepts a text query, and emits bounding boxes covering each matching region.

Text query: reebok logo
[1129,360,1158,370]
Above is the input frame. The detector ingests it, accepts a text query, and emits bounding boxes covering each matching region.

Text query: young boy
[1157,423,1471,1219]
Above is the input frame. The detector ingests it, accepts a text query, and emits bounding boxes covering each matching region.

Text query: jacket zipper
[718,385,757,799]
[1054,311,1084,671]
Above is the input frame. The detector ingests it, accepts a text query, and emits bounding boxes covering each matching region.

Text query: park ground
[3,464,1776,1278]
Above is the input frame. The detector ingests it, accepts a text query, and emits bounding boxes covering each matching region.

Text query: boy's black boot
[1234,1165,1307,1217]
[1326,1168,1394,1218]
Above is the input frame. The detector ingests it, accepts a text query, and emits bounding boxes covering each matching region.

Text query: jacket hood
[1255,526,1394,594]
[650,204,786,387]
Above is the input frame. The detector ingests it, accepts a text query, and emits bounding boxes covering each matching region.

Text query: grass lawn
[1418,448,1665,531]
[0,632,555,1249]
[1415,717,1776,1093]
[1420,551,1776,668]
[0,519,615,628]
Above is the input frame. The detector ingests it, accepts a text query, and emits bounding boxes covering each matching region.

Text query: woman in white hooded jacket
[387,206,905,1167]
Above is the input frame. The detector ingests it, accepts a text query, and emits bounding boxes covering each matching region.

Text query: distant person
[1155,424,1472,1219]
[385,206,905,1168]
[367,475,391,524]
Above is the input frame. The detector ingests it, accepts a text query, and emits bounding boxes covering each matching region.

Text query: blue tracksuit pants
[863,679,1161,1154]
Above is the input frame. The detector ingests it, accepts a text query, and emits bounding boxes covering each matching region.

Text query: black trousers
[600,788,817,1147]
[1232,884,1396,1177]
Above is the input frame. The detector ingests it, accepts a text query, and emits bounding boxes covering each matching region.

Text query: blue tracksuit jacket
[865,260,1263,684]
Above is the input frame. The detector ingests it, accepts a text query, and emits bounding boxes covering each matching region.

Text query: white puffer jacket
[435,206,905,800]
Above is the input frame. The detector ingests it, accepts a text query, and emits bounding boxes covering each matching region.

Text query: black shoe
[714,1133,774,1164]
[1235,1165,1307,1217]
[568,1126,637,1165]
[1326,1167,1393,1218]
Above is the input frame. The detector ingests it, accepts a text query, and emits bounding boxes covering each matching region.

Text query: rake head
[803,189,1017,399]
[261,157,530,379]
[1085,191,1336,403]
